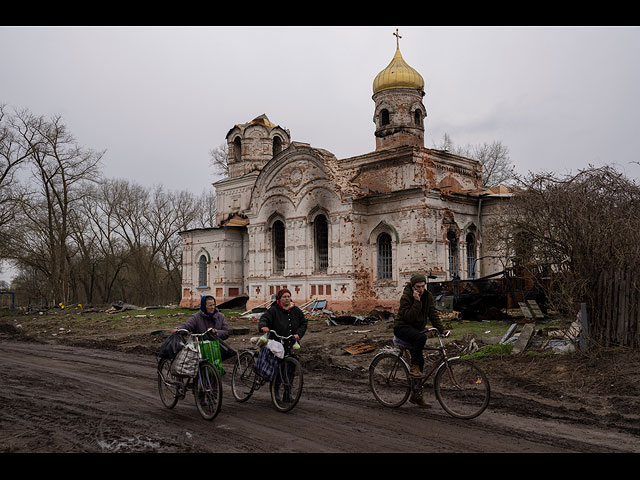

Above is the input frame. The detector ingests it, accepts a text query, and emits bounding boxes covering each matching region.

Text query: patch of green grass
[445,318,512,341]
[461,343,513,360]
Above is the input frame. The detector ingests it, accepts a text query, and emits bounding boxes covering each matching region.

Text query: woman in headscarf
[174,295,230,339]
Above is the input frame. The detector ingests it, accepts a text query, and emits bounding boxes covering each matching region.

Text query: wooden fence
[591,267,640,349]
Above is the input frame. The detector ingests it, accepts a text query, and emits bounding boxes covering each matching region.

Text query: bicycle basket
[199,340,225,375]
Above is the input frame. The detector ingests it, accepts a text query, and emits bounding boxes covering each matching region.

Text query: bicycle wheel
[369,352,411,408]
[194,360,223,420]
[434,358,490,419]
[270,356,303,413]
[157,358,180,409]
[231,351,257,402]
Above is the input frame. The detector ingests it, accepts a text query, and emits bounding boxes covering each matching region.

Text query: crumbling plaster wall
[340,145,485,312]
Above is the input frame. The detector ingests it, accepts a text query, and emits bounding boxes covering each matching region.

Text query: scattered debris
[105,301,142,314]
[342,342,375,355]
[239,299,273,316]
[302,299,327,313]
[217,295,249,310]
[326,314,377,326]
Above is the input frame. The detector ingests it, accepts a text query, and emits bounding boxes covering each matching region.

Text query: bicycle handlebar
[422,327,450,338]
[176,328,216,339]
[266,330,296,341]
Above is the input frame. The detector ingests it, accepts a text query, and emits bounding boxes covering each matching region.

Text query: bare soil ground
[1,308,639,453]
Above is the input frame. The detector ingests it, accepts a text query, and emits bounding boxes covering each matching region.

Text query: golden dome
[373,44,424,95]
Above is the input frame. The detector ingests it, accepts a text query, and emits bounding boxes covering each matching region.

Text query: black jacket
[258,302,308,340]
[394,282,444,333]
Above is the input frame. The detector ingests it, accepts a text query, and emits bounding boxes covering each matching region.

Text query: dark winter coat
[258,301,308,340]
[394,282,444,333]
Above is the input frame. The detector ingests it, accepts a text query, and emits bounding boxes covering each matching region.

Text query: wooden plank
[512,323,535,354]
[518,302,533,319]
[526,300,545,319]
[499,323,518,344]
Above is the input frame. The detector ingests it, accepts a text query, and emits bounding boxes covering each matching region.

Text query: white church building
[178,35,510,312]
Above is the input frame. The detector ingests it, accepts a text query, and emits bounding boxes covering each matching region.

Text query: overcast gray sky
[1,25,640,281]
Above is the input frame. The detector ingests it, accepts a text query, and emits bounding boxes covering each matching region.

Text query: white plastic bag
[171,339,199,377]
[266,339,284,359]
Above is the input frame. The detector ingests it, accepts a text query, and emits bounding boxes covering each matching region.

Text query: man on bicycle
[395,273,449,407]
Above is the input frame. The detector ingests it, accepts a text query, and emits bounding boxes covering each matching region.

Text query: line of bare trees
[1,104,216,307]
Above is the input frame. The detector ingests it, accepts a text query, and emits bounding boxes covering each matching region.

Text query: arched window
[233,137,242,163]
[380,109,390,126]
[414,109,422,126]
[273,136,282,157]
[377,233,392,280]
[314,214,328,272]
[466,232,476,279]
[198,255,208,287]
[447,230,459,279]
[272,220,285,274]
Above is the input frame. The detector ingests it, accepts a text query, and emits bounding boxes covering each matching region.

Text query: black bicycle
[157,328,223,420]
[231,330,303,413]
[369,328,490,419]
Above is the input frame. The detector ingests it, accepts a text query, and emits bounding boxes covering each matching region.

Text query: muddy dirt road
[1,340,638,453]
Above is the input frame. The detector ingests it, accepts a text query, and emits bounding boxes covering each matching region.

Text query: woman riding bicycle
[258,288,307,343]
[258,289,307,402]
[395,273,449,407]
[174,295,230,339]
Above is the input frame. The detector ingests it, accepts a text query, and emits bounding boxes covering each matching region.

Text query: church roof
[227,114,280,138]
[373,41,424,95]
[246,114,276,129]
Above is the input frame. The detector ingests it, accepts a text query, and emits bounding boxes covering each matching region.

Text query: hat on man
[410,273,427,286]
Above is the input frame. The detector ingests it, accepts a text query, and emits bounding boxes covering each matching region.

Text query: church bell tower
[372,29,426,151]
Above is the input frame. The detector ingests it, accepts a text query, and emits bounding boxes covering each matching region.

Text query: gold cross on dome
[393,28,402,48]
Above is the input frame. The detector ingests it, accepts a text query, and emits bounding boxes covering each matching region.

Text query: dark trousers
[394,326,427,370]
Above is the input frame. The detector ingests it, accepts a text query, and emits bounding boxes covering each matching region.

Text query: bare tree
[434,134,515,187]
[8,108,103,305]
[209,142,229,177]
[0,104,36,258]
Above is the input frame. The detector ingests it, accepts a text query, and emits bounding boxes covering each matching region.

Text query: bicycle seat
[392,336,413,350]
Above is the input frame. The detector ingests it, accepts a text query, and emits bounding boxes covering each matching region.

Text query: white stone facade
[179,45,510,312]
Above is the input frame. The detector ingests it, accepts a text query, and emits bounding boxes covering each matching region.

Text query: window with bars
[315,215,328,272]
[272,220,285,273]
[466,232,476,279]
[447,230,459,279]
[377,233,392,280]
[198,255,207,287]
